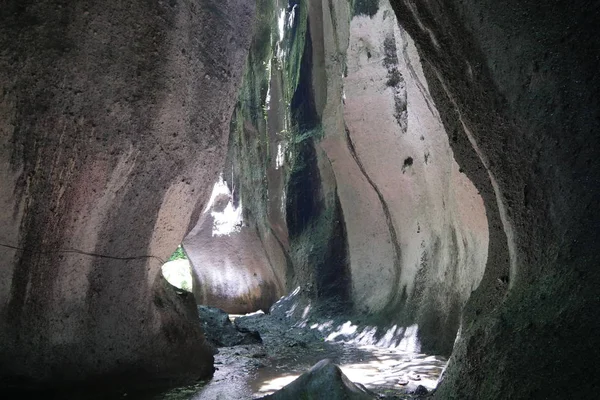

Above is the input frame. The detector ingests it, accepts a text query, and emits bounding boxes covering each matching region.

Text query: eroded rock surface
[0,0,254,390]
[216,0,488,358]
[184,179,284,314]
[387,0,600,398]
[314,1,488,355]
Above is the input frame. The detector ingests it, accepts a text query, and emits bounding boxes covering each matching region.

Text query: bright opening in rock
[161,246,193,292]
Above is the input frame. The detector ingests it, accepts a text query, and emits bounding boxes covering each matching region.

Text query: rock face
[184,178,284,314]
[387,0,600,398]
[262,359,376,400]
[315,0,488,354]
[183,0,292,315]
[0,0,254,389]
[215,0,488,357]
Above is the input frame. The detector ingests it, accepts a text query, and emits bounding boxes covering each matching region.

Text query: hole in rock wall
[161,245,193,292]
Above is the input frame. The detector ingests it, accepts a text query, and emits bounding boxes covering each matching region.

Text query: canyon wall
[388,0,600,398]
[0,0,254,389]
[313,1,488,354]
[188,0,488,357]
[184,0,291,315]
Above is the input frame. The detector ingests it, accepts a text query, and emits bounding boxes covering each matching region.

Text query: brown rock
[0,0,255,389]
[184,179,284,314]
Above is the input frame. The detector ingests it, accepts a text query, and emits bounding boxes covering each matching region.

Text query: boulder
[198,306,262,348]
[414,385,429,396]
[261,359,376,400]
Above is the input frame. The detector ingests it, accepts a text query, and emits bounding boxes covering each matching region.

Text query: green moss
[281,1,309,103]
[238,0,276,128]
[168,245,187,261]
[282,125,323,177]
[228,0,313,234]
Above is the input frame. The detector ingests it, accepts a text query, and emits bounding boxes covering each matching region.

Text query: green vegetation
[228,0,312,236]
[168,245,187,261]
[228,0,277,235]
[280,1,309,103]
[238,0,276,129]
[284,125,323,177]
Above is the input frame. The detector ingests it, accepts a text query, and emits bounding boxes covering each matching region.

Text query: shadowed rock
[0,0,255,390]
[198,305,262,348]
[388,0,600,398]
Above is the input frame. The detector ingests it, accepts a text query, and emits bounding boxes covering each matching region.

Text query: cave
[1,0,598,399]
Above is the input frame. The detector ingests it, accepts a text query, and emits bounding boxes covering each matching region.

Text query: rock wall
[183,0,291,315]
[205,0,488,357]
[0,0,254,389]
[184,178,284,314]
[388,0,600,398]
[313,2,488,355]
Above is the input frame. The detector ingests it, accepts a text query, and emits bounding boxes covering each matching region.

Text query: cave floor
[152,312,446,400]
[21,311,446,400]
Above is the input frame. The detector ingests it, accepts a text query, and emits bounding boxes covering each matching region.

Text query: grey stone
[414,385,429,396]
[261,359,376,400]
[389,0,600,398]
[198,305,262,348]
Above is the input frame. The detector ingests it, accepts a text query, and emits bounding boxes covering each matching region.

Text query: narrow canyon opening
[157,1,490,397]
[2,0,599,399]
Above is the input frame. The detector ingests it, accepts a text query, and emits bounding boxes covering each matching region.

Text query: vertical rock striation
[0,0,254,389]
[184,0,291,315]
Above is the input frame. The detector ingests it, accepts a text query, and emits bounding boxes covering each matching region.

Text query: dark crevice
[315,191,351,303]
[286,21,321,238]
[268,225,297,288]
[397,26,440,122]
[353,0,380,17]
